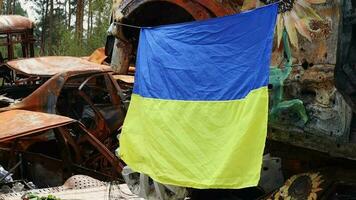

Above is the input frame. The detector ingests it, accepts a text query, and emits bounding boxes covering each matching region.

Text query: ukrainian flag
[119,4,278,189]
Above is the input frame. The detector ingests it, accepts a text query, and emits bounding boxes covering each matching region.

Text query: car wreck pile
[0,56,132,196]
[0,14,141,199]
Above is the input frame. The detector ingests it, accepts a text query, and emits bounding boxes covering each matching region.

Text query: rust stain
[0,110,74,142]
[6,56,112,76]
[113,74,134,84]
[309,19,332,40]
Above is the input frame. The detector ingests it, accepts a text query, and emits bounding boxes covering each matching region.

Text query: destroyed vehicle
[0,56,126,139]
[0,109,123,188]
[0,15,35,62]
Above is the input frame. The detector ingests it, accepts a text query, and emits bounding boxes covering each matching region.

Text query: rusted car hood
[6,56,112,76]
[113,74,135,84]
[0,110,75,142]
[0,15,33,32]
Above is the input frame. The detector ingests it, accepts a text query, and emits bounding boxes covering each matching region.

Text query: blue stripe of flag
[133,4,277,101]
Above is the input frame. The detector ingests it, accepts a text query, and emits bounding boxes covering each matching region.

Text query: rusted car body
[0,15,35,62]
[107,0,356,198]
[0,110,122,187]
[0,56,126,140]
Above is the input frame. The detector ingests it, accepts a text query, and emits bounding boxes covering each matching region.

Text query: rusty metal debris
[88,47,108,64]
[0,110,74,141]
[0,56,126,140]
[0,55,127,194]
[0,15,35,62]
[6,56,111,76]
[0,109,123,187]
[0,15,33,32]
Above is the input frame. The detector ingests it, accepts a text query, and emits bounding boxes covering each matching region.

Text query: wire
[114,22,142,29]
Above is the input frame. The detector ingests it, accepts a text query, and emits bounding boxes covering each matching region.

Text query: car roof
[0,110,75,142]
[6,56,113,76]
[0,15,33,32]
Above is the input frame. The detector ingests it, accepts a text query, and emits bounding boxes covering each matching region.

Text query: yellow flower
[271,172,323,200]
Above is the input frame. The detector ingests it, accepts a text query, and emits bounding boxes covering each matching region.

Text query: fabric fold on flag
[119,4,278,189]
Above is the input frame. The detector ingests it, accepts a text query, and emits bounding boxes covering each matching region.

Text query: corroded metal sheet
[88,47,108,64]
[113,74,135,84]
[6,56,112,76]
[0,15,34,32]
[0,110,74,141]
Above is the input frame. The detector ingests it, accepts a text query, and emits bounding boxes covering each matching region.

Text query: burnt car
[0,109,123,188]
[0,15,35,62]
[0,56,126,141]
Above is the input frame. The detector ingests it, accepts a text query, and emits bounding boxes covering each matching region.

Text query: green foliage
[51,23,108,57]
[14,1,27,16]
[22,192,61,200]
[1,0,27,16]
[28,0,112,57]
[50,11,110,56]
[0,0,112,57]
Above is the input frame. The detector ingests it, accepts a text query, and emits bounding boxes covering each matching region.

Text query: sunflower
[242,0,330,49]
[268,172,323,200]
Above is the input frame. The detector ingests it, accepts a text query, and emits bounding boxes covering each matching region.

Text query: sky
[18,0,89,27]
[19,0,37,21]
